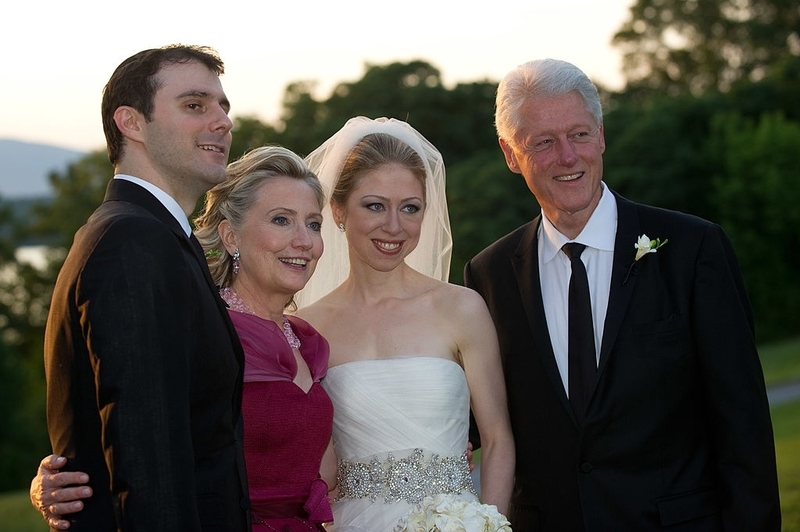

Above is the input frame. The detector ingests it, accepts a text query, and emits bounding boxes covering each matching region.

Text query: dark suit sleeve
[692,224,780,530]
[78,219,205,529]
[463,260,477,293]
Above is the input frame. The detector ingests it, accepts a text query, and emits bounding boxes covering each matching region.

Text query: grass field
[0,491,43,532]
[761,337,800,386]
[773,398,800,532]
[3,338,799,531]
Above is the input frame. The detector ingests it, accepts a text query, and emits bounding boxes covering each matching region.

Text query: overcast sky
[2,0,633,152]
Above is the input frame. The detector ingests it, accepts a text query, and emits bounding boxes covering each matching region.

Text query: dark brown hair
[101,44,224,165]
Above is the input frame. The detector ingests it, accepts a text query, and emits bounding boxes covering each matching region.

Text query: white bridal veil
[294,116,453,309]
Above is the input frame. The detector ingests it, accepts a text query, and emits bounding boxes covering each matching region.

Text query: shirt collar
[114,174,192,237]
[540,183,617,263]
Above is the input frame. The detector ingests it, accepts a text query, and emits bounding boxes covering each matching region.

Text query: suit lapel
[508,194,644,424]
[104,178,186,234]
[512,216,574,418]
[106,179,220,293]
[187,233,225,294]
[597,194,640,376]
[186,230,246,416]
[104,179,245,375]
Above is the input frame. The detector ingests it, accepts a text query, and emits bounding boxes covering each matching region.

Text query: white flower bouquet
[393,493,512,532]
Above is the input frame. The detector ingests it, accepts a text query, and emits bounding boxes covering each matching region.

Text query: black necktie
[563,243,596,425]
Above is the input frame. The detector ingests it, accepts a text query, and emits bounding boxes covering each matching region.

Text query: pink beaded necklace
[219,287,301,349]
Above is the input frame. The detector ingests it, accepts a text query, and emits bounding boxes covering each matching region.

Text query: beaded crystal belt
[336,448,476,505]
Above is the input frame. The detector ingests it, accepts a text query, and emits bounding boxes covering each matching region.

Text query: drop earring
[338,222,345,232]
[232,249,240,274]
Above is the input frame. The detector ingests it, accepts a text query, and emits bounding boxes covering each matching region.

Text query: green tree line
[1,0,798,491]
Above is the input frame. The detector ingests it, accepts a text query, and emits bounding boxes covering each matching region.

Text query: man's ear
[218,220,237,254]
[499,138,522,174]
[598,124,606,154]
[113,106,145,143]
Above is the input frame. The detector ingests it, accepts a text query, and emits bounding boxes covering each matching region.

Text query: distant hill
[0,139,87,199]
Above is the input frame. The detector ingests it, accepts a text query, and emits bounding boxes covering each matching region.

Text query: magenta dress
[227,307,334,532]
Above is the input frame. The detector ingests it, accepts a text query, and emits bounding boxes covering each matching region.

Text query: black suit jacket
[45,179,250,531]
[465,191,780,531]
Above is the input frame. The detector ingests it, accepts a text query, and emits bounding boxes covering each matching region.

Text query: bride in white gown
[295,117,515,531]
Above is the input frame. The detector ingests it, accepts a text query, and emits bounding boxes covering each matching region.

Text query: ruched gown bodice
[229,309,334,532]
[322,357,478,531]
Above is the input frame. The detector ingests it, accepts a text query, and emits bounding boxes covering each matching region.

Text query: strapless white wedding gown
[322,357,479,532]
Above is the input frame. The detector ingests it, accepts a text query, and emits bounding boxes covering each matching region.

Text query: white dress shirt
[539,183,617,397]
[114,174,192,237]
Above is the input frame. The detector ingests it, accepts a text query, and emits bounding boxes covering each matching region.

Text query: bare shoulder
[294,290,346,333]
[427,282,495,344]
[429,282,498,366]
[431,281,490,317]
[294,303,323,323]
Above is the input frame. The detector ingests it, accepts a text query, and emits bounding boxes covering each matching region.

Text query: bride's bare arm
[30,455,92,530]
[455,288,515,515]
[320,438,339,499]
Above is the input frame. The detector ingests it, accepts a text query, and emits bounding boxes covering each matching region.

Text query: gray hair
[495,59,603,142]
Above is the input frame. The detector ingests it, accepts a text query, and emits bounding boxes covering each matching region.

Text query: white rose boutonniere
[393,494,512,532]
[634,234,668,261]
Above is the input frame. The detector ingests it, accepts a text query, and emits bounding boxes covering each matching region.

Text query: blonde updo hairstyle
[294,117,453,309]
[194,145,325,291]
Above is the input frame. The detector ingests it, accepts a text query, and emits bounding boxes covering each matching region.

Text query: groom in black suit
[465,59,780,530]
[43,45,249,531]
